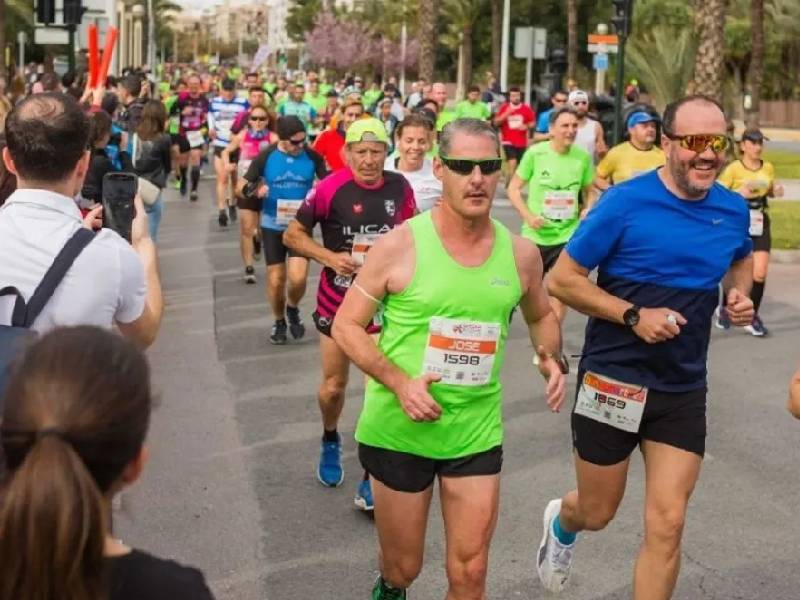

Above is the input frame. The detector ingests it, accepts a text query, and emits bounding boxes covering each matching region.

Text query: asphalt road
[118,178,800,600]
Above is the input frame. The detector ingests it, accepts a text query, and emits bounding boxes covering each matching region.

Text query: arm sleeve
[114,241,147,324]
[565,189,627,271]
[307,148,328,179]
[400,177,418,219]
[515,148,535,180]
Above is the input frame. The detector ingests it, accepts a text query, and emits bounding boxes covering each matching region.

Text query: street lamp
[146,0,156,71]
[132,4,145,68]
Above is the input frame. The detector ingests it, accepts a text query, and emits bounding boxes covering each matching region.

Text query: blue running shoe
[354,478,374,511]
[317,435,344,487]
[744,314,768,337]
[714,306,731,330]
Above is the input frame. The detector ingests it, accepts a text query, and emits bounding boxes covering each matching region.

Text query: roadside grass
[770,200,800,249]
[763,149,800,179]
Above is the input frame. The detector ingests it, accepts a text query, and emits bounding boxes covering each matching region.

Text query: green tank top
[355,211,522,459]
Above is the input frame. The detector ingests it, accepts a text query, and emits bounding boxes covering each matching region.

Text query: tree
[566,0,578,82]
[441,0,486,98]
[490,0,501,76]
[744,0,764,126]
[689,0,727,101]
[417,0,439,80]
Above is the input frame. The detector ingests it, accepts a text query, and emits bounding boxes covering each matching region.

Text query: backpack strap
[0,286,26,326]
[21,227,96,328]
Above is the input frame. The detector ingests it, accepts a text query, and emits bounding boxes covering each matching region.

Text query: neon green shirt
[455,100,491,120]
[355,211,522,458]
[363,88,382,108]
[516,142,594,246]
[436,109,458,132]
[304,92,327,114]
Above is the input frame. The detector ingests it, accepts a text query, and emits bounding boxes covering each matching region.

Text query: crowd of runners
[0,57,798,600]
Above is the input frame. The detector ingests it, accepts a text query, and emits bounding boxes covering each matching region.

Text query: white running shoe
[536,498,576,593]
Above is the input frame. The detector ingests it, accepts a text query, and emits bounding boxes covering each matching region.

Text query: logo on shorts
[353,203,364,214]
[384,200,396,217]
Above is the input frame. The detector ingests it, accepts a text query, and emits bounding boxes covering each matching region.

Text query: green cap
[345,117,390,145]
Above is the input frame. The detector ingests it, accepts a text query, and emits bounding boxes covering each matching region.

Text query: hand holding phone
[102,172,137,242]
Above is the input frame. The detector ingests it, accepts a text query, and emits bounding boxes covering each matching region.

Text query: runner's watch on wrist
[623,305,641,328]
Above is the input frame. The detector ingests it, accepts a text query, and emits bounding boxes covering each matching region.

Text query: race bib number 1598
[422,317,501,386]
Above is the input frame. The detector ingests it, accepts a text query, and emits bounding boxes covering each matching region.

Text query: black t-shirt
[109,549,216,600]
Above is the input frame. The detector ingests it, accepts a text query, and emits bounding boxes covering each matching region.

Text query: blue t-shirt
[535,108,553,134]
[243,144,327,231]
[566,169,752,392]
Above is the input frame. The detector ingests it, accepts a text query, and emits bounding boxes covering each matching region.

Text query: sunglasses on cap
[666,133,729,154]
[440,156,503,176]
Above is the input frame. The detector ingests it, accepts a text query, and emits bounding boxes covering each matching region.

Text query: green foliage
[287,0,326,43]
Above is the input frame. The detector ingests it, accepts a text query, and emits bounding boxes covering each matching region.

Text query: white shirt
[0,189,147,332]
[384,157,442,212]
[575,118,599,162]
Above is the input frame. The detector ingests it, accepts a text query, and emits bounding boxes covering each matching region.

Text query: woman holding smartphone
[0,327,215,600]
[132,100,172,241]
[224,105,277,284]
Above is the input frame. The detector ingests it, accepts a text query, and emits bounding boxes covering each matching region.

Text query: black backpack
[0,228,95,407]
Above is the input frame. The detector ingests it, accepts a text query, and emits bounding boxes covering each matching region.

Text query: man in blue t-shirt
[535,95,755,598]
[533,89,568,142]
[241,116,327,345]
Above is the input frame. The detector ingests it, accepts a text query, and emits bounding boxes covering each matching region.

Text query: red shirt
[497,102,535,149]
[313,128,346,171]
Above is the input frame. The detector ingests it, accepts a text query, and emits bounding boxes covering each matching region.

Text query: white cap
[568,90,589,105]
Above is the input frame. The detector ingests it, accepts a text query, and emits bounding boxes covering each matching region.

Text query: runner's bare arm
[223,132,242,174]
[283,220,355,275]
[721,256,755,326]
[788,365,800,419]
[513,236,567,411]
[507,174,538,226]
[595,121,608,158]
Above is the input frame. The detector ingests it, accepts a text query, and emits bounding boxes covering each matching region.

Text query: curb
[771,249,800,264]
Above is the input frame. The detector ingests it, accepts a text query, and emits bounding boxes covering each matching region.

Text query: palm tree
[2,0,34,77]
[417,0,439,81]
[490,0,501,76]
[688,0,727,101]
[744,0,764,127]
[441,0,486,99]
[566,0,577,82]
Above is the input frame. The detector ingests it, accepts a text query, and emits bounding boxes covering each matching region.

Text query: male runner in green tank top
[332,118,568,600]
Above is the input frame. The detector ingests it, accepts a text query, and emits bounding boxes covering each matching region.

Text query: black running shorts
[571,370,707,466]
[751,211,771,253]
[537,243,567,275]
[503,144,525,163]
[172,134,191,153]
[358,444,503,493]
[262,228,300,266]
[213,146,240,162]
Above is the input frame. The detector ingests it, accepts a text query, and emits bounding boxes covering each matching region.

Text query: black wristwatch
[623,305,641,328]
[543,352,570,375]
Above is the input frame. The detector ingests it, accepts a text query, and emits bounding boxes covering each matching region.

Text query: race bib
[575,371,648,433]
[351,233,380,267]
[276,199,303,226]
[237,159,252,179]
[749,209,764,237]
[508,114,525,130]
[186,130,205,148]
[542,190,577,220]
[747,179,769,197]
[422,318,501,386]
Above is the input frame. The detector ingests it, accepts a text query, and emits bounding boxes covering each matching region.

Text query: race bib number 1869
[574,371,648,433]
[422,317,501,386]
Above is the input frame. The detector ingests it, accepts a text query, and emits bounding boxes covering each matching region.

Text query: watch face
[624,309,640,327]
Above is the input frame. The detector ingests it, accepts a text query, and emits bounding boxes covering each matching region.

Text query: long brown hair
[135,99,167,141]
[0,326,152,600]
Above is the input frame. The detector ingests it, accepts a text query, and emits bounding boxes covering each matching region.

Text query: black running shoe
[190,190,198,202]
[228,203,238,223]
[270,320,288,345]
[253,235,262,257]
[218,210,228,227]
[244,266,256,284]
[286,306,305,340]
[180,177,187,197]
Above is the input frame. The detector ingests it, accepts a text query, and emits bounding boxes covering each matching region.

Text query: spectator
[80,110,117,207]
[0,326,216,600]
[39,72,61,93]
[131,100,172,241]
[0,92,162,347]
[116,75,148,134]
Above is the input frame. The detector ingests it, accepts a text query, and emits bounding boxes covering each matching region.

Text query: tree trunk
[567,0,578,82]
[0,0,7,80]
[490,0,501,77]
[744,0,763,127]
[418,0,438,81]
[461,23,473,99]
[688,0,727,101]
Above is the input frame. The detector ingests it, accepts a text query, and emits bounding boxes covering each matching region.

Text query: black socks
[323,429,338,443]
[752,280,765,314]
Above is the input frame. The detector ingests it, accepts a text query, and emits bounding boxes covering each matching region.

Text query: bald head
[431,82,448,108]
[5,92,90,182]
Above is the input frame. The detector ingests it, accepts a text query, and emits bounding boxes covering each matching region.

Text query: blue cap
[627,111,659,128]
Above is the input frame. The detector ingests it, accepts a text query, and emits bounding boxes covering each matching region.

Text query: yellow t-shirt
[718,159,775,198]
[596,142,665,185]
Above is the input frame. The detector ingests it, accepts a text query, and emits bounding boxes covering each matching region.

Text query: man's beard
[669,149,722,198]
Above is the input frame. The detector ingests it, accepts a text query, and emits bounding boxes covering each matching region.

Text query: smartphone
[102,172,137,242]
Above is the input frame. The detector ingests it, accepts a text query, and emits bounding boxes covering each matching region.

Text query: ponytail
[0,435,108,600]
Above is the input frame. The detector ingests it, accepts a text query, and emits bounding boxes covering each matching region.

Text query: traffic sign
[34,27,70,45]
[588,43,618,54]
[593,53,609,71]
[514,27,547,60]
[588,33,619,45]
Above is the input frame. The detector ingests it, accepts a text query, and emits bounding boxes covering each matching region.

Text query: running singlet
[565,170,752,392]
[595,142,665,185]
[173,93,210,147]
[517,142,594,246]
[208,96,248,147]
[384,156,442,212]
[237,130,273,178]
[356,211,522,459]
[295,169,417,324]
[243,144,326,231]
[575,118,599,161]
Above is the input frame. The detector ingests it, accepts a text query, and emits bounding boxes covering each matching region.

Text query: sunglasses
[249,116,268,122]
[288,137,306,146]
[572,101,588,106]
[440,156,503,176]
[667,133,729,154]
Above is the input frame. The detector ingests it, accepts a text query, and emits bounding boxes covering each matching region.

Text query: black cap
[276,116,306,140]
[221,78,236,91]
[325,89,339,98]
[741,128,768,143]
